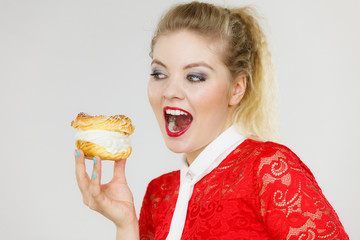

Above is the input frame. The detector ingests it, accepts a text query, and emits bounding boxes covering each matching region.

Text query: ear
[229,75,246,106]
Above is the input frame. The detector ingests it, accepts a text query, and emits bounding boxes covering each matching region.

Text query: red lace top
[139,139,349,239]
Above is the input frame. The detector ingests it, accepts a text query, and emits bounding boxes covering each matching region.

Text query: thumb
[112,159,127,184]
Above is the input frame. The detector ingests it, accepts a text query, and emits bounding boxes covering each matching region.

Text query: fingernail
[76,149,80,157]
[92,172,96,179]
[93,157,97,164]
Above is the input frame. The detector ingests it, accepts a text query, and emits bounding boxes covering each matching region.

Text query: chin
[163,136,190,154]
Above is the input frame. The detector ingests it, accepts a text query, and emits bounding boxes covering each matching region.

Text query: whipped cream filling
[75,129,130,154]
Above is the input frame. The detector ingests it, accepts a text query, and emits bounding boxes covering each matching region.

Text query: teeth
[168,116,176,132]
[165,109,188,116]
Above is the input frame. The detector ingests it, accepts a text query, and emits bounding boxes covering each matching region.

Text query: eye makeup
[150,69,167,80]
[186,72,207,82]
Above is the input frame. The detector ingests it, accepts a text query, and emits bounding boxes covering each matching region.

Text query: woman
[75,1,349,239]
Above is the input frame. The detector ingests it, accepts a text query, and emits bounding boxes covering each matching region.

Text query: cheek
[147,82,164,122]
[147,82,159,108]
[194,84,230,114]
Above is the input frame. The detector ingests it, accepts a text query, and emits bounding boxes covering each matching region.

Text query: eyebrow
[151,59,167,69]
[151,59,214,71]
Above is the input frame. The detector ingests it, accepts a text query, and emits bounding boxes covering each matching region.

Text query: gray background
[0,0,359,239]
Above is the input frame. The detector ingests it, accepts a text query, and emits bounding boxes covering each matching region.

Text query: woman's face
[148,30,244,164]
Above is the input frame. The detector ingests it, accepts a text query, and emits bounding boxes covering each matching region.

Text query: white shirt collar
[180,125,246,185]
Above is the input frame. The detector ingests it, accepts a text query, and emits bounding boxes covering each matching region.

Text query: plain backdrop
[0,0,359,239]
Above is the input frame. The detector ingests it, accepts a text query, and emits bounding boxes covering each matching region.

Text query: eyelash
[150,71,167,80]
[186,73,206,82]
[150,71,207,82]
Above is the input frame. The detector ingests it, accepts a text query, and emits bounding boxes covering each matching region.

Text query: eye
[150,70,167,80]
[186,73,207,82]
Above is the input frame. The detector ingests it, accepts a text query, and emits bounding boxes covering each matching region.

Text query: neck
[185,121,233,166]
[185,147,205,165]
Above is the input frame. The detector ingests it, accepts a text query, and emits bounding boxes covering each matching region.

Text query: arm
[255,144,349,240]
[116,223,139,240]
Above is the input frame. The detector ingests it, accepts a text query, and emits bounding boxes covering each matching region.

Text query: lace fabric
[139,139,349,240]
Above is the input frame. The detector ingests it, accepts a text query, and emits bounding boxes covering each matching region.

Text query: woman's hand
[74,149,139,239]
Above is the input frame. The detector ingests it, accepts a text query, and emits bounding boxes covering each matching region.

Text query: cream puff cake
[71,112,134,160]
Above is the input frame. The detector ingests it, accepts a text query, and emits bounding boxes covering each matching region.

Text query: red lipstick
[164,106,193,137]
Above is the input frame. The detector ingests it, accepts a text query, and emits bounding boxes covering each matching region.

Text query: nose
[163,75,184,100]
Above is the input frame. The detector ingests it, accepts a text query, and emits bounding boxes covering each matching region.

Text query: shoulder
[253,140,314,179]
[237,139,308,166]
[229,138,295,160]
[231,139,316,183]
[235,138,299,158]
[146,170,180,194]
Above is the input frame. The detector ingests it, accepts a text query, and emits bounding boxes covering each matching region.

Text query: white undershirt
[166,125,246,240]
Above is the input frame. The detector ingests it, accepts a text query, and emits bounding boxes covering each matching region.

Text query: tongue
[176,115,192,127]
[173,115,192,131]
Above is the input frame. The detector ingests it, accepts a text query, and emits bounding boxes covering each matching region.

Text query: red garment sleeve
[139,180,155,240]
[255,143,349,240]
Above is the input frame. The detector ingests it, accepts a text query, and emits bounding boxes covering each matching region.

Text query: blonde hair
[150,1,279,141]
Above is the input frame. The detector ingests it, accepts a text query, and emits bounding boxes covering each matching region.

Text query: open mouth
[164,107,193,137]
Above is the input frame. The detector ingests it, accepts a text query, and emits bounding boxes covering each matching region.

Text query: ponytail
[228,7,279,141]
